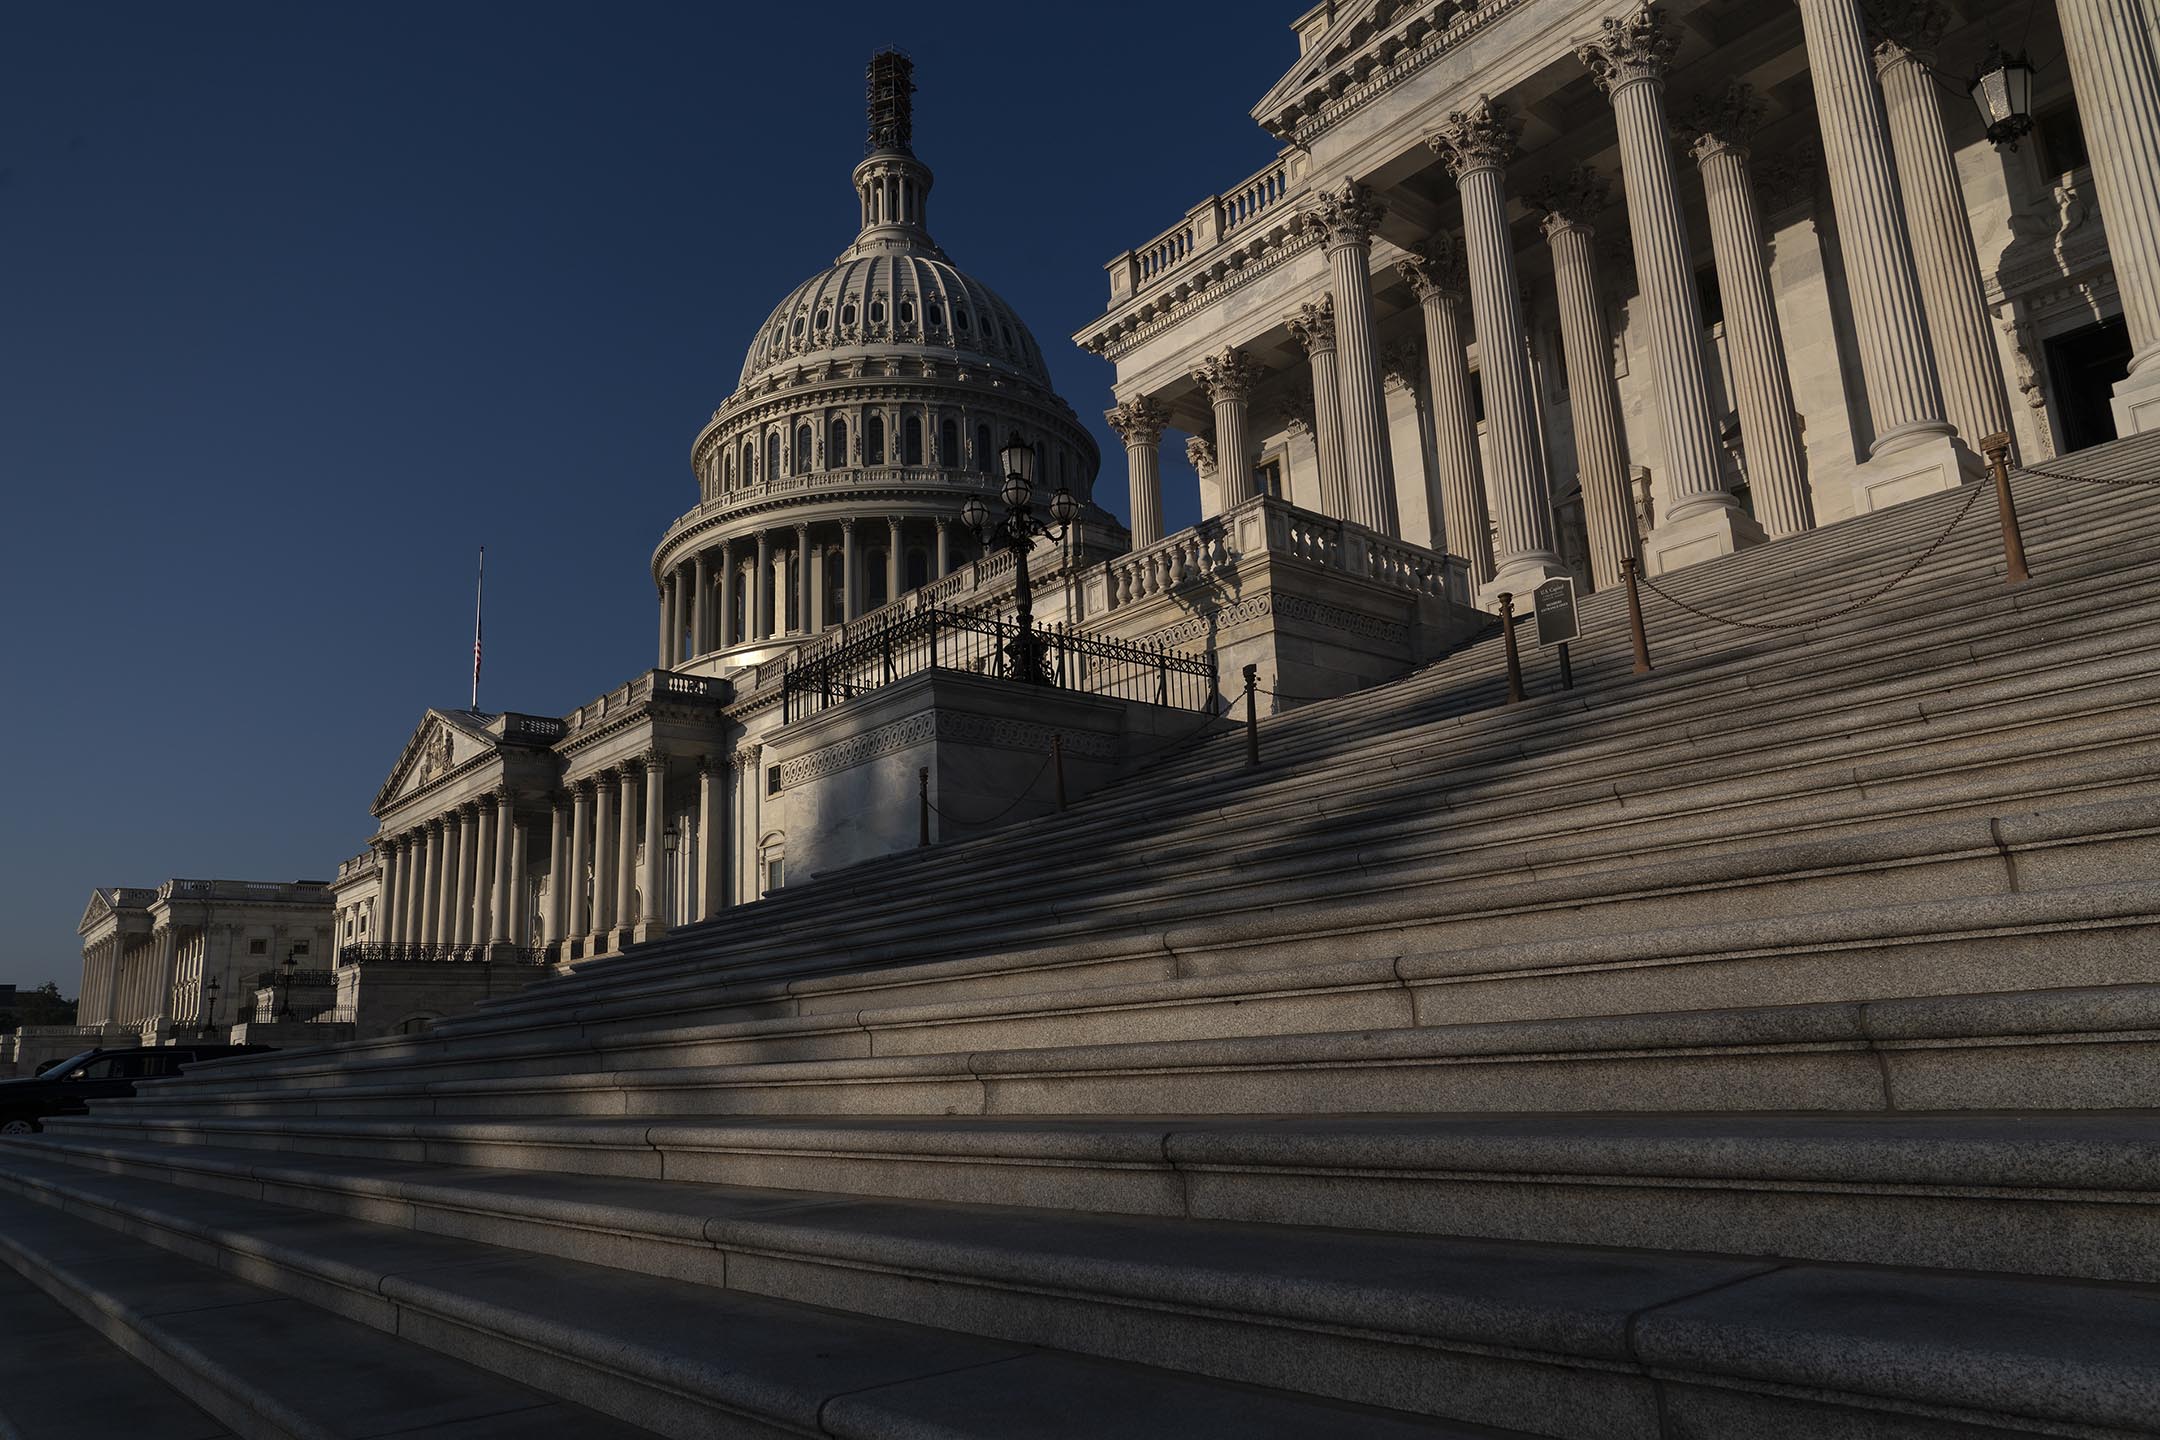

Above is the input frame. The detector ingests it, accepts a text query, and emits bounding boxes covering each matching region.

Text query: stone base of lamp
[1643,499,1767,576]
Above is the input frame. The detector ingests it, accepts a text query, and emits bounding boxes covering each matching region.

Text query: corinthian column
[591,777,615,947]
[1106,397,1170,547]
[1581,6,1763,572]
[490,790,514,949]
[753,531,773,638]
[2056,0,2160,432]
[1531,168,1637,590]
[1308,183,1399,535]
[698,757,725,921]
[1399,240,1497,588]
[1192,349,1263,512]
[375,843,398,948]
[1680,84,1815,537]
[615,765,639,948]
[544,796,568,951]
[715,540,734,648]
[690,551,709,659]
[1428,97,1568,604]
[1286,298,1351,520]
[638,753,668,943]
[567,783,591,949]
[452,805,479,949]
[1797,0,1972,506]
[1869,4,2016,454]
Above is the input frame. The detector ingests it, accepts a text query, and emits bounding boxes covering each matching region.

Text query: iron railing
[337,943,552,966]
[783,606,1218,723]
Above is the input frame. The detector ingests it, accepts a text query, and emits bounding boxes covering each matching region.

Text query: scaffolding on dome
[865,49,915,155]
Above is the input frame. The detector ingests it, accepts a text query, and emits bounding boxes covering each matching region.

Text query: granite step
[0,1151,1519,1440]
[28,1109,2160,1284]
[3,1142,2156,1440]
[0,1260,232,1440]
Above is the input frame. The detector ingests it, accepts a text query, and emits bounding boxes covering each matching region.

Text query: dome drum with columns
[654,52,1105,673]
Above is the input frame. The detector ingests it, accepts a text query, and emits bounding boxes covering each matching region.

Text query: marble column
[1192,348,1263,510]
[638,754,667,942]
[715,540,734,649]
[472,802,496,947]
[591,778,615,945]
[508,819,529,947]
[419,821,442,945]
[1581,7,1763,572]
[934,518,952,577]
[1796,0,1970,506]
[655,581,669,669]
[375,844,398,949]
[407,831,429,944]
[698,757,724,921]
[1308,182,1399,535]
[1428,96,1568,604]
[810,541,828,630]
[2055,0,2160,432]
[753,531,773,639]
[453,806,479,949]
[567,784,592,948]
[614,766,639,946]
[155,925,178,1021]
[544,797,568,949]
[886,516,903,602]
[1532,167,1638,590]
[690,551,709,659]
[841,519,859,620]
[1681,83,1815,537]
[1106,397,1170,547]
[788,524,807,633]
[1871,9,2016,455]
[490,790,514,948]
[1399,240,1497,589]
[1285,300,1351,521]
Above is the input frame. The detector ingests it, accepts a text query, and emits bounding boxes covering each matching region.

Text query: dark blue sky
[0,2,1297,991]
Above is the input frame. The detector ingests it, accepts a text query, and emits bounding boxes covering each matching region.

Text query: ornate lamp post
[1969,43,2036,150]
[961,437,1081,684]
[198,976,221,1040]
[270,952,299,1022]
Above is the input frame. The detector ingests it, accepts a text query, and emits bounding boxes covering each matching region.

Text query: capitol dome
[653,51,1103,670]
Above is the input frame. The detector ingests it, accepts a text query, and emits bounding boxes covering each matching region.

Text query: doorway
[2044,314,2134,453]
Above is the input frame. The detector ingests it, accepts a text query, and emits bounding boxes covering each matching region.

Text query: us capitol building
[61,0,2160,1047]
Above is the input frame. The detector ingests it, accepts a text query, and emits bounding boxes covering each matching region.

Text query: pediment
[374,708,500,814]
[77,889,116,935]
[1254,0,1468,133]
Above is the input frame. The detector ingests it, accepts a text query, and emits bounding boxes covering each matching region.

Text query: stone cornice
[1077,222,1325,363]
[1260,0,1531,146]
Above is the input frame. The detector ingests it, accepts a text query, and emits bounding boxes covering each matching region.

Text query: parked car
[0,1044,272,1135]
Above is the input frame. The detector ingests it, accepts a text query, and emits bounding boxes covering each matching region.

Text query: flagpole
[472,546,485,712]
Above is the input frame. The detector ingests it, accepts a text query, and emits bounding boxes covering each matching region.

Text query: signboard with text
[1534,576,1580,647]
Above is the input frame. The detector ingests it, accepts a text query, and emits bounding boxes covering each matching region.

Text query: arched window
[869,300,887,327]
[722,449,733,490]
[741,439,755,482]
[796,423,814,471]
[841,302,858,327]
[926,304,942,332]
[955,308,970,332]
[975,424,992,474]
[830,417,849,466]
[866,414,886,465]
[898,300,915,328]
[815,307,830,331]
[940,419,959,467]
[904,416,924,467]
[766,431,781,479]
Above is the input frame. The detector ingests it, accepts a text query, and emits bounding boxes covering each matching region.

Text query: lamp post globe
[960,494,990,534]
[1969,44,2036,149]
[1049,486,1081,526]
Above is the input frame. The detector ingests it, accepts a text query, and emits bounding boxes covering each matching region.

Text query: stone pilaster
[490,790,515,948]
[1797,0,1973,509]
[1399,239,1497,589]
[690,551,709,660]
[614,765,639,949]
[568,783,592,951]
[753,531,773,639]
[591,776,615,946]
[637,754,668,943]
[1192,348,1264,511]
[796,523,813,633]
[1308,183,1399,534]
[1531,167,1638,590]
[698,757,725,922]
[2056,0,2160,432]
[1680,83,1815,538]
[1581,6,1764,573]
[452,805,479,950]
[1428,96,1569,606]
[1106,397,1171,547]
[1285,298,1351,521]
[1871,4,2016,456]
[544,798,568,948]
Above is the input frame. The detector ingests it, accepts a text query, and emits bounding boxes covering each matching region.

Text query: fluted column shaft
[615,767,638,939]
[1875,39,2015,452]
[490,791,514,946]
[1542,206,1637,589]
[1107,399,1169,548]
[841,521,859,620]
[156,925,179,1021]
[408,831,430,943]
[655,581,669,668]
[376,846,399,948]
[567,785,592,943]
[885,517,903,602]
[1687,120,1814,536]
[1797,0,1954,450]
[795,525,812,632]
[544,800,568,947]
[2057,0,2160,429]
[640,756,668,938]
[753,531,773,639]
[453,807,479,948]
[423,821,446,945]
[698,759,725,921]
[690,553,709,659]
[1287,299,1350,521]
[934,519,951,577]
[592,779,615,941]
[1403,254,1496,588]
[715,541,734,649]
[1315,200,1399,534]
[1193,350,1262,511]
[508,820,529,947]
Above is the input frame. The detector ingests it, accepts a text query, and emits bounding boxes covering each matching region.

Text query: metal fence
[782,606,1219,722]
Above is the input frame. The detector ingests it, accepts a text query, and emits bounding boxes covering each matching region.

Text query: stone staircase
[6,435,2160,1438]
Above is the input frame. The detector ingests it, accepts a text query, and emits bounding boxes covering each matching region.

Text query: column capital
[1192,347,1264,405]
[1303,181,1385,252]
[1676,81,1768,163]
[698,753,722,778]
[729,743,763,772]
[1397,238,1470,304]
[1105,396,1170,447]
[1285,296,1338,357]
[1528,166,1613,238]
[1864,0,1951,60]
[640,749,667,774]
[1427,95,1520,179]
[1274,393,1318,439]
[1578,5,1678,96]
[1381,338,1425,397]
[1185,435,1218,478]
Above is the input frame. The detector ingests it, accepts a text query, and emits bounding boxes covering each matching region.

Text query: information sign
[1533,576,1580,647]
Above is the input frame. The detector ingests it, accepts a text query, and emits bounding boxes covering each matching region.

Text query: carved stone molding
[779,708,1119,789]
[1192,348,1265,405]
[1397,237,1471,303]
[1185,435,1218,478]
[1381,338,1426,395]
[1304,181,1387,251]
[1577,5,1678,96]
[1427,95,1520,179]
[1105,396,1171,448]
[1285,296,1337,356]
[1863,0,1951,59]
[1529,166,1613,237]
[1676,81,1767,164]
[1276,394,1319,438]
[1143,593,1409,648]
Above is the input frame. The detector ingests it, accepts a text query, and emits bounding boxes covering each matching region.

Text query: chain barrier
[1635,480,1984,634]
[2010,460,2160,488]
[921,751,1057,830]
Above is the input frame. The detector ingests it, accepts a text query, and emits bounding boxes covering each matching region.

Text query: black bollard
[1499,594,1525,704]
[1242,664,1260,768]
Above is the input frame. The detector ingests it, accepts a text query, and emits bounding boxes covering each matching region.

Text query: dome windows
[898,300,915,328]
[866,414,886,465]
[841,302,858,327]
[940,418,958,467]
[830,417,849,466]
[815,307,830,330]
[904,416,924,466]
[791,316,806,338]
[954,307,969,332]
[925,303,943,332]
[869,300,887,327]
[796,423,814,471]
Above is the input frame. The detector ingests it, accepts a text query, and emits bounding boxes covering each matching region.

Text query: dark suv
[0,1044,271,1135]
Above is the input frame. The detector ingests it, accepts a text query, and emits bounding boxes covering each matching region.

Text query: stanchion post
[1558,641,1574,691]
[918,766,930,847]
[1242,664,1260,769]
[1498,593,1525,704]
[1622,558,1653,674]
[1051,733,1067,811]
[1980,431,2032,586]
